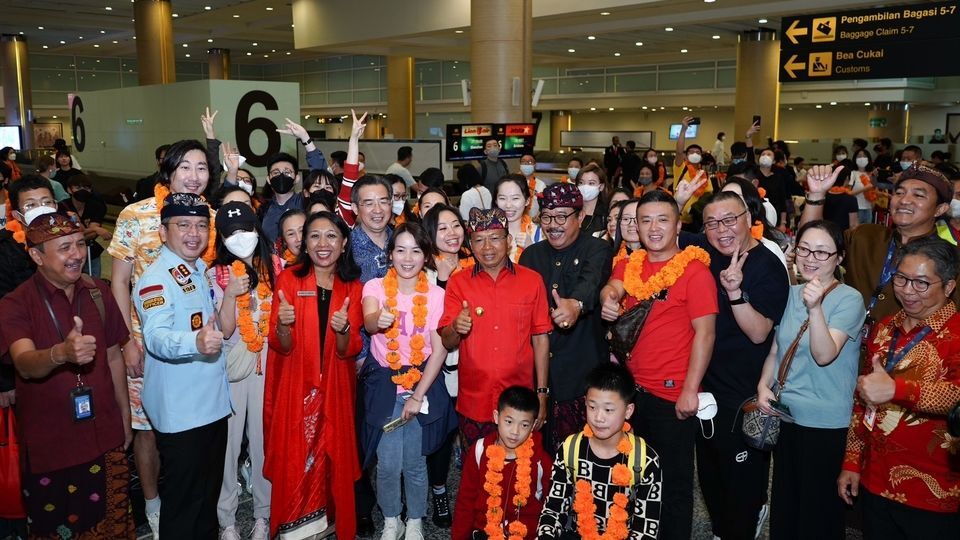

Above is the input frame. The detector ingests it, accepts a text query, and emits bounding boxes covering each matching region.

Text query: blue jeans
[858,208,872,225]
[376,394,427,519]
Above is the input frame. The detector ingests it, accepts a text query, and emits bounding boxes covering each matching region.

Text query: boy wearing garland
[452,386,552,540]
[538,363,662,540]
[599,189,717,540]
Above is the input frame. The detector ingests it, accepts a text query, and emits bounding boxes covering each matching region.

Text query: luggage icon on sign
[811,17,836,42]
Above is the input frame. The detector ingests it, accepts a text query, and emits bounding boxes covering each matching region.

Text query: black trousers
[155,416,228,540]
[770,422,848,540]
[630,389,697,540]
[696,404,770,540]
[861,488,960,540]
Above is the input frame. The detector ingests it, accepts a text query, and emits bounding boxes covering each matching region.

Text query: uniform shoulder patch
[142,296,166,310]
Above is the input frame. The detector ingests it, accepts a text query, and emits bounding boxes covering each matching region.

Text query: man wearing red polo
[440,207,552,450]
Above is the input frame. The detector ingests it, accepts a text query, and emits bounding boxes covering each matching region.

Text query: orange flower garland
[229,261,272,365]
[383,268,430,390]
[573,423,633,540]
[155,183,216,265]
[750,220,764,241]
[484,438,535,540]
[622,246,710,302]
[282,248,298,266]
[612,244,629,270]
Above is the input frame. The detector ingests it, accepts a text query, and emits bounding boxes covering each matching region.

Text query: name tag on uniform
[862,405,877,431]
[71,386,95,421]
[297,290,316,297]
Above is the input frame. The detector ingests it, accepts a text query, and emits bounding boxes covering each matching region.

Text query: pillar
[1,34,33,150]
[385,56,414,139]
[207,48,231,80]
[470,0,532,123]
[134,0,176,85]
[550,110,571,152]
[867,103,907,143]
[734,29,780,142]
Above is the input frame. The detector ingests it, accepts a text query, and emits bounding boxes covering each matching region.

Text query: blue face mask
[731,157,746,165]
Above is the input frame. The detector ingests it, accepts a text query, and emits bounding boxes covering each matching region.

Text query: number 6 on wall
[71,95,86,152]
[235,90,282,168]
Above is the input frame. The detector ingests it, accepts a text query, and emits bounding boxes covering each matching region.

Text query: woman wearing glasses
[755,220,866,540]
[839,236,960,537]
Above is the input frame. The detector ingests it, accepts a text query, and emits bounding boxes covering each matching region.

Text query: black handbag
[609,296,658,363]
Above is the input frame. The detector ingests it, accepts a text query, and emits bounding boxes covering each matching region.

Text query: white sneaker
[146,511,160,539]
[219,525,240,540]
[404,518,424,540]
[755,503,770,539]
[380,516,405,540]
[251,518,269,540]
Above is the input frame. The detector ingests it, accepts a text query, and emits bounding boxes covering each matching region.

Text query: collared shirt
[0,273,126,473]
[844,302,960,512]
[134,246,231,434]
[519,234,613,402]
[352,225,393,360]
[440,264,553,423]
[261,192,305,244]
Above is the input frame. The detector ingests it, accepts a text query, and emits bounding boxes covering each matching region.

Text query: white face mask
[21,205,57,226]
[855,157,870,169]
[520,164,535,177]
[835,153,847,161]
[647,156,658,165]
[687,153,702,165]
[567,167,580,179]
[486,147,500,159]
[697,391,717,439]
[392,200,406,216]
[758,155,774,168]
[951,199,960,219]
[578,184,600,202]
[224,231,259,260]
[238,181,254,195]
[358,162,365,171]
[900,161,914,171]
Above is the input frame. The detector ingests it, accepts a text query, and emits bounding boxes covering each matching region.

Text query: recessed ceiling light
[641,106,648,110]
[246,52,252,56]
[93,44,100,47]
[181,43,188,47]
[286,51,291,55]
[291,24,294,28]
[587,35,596,40]
[680,48,688,53]
[78,36,84,39]
[568,48,576,53]
[59,40,66,44]
[830,101,837,105]
[712,35,720,39]
[704,0,716,3]
[608,107,615,111]
[815,104,823,109]
[600,11,611,15]
[590,107,596,111]
[207,38,214,43]
[264,54,269,57]
[204,5,211,9]
[266,6,274,10]
[788,107,793,111]
[172,13,179,17]
[660,106,665,110]
[682,106,688,110]
[185,53,190,57]
[42,45,48,49]
[112,40,118,43]
[100,30,106,34]
[233,14,240,18]
[52,115,58,119]
[614,52,621,57]
[271,49,276,52]
[252,42,258,46]
[864,102,871,106]
[105,6,112,10]
[758,18,768,23]
[665,27,674,31]
[635,41,643,46]
[38,26,44,29]
[455,29,464,33]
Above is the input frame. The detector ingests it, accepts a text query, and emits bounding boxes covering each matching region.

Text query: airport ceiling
[0,0,910,67]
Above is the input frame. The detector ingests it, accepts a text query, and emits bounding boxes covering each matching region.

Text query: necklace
[484,438,535,540]
[574,424,634,540]
[229,261,271,360]
[383,269,430,390]
[622,246,710,302]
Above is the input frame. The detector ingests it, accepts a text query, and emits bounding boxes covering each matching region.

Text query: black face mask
[72,189,93,203]
[270,174,295,195]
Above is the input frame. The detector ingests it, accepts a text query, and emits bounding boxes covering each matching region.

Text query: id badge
[862,405,877,431]
[71,386,95,421]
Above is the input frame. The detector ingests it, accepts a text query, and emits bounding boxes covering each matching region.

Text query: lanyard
[866,239,898,317]
[884,326,932,372]
[34,280,84,387]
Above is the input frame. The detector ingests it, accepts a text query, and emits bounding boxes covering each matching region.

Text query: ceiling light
[864,102,871,106]
[682,106,688,110]
[614,52,621,57]
[665,27,674,31]
[788,107,793,111]
[455,29,464,34]
[266,6,274,10]
[286,51,291,55]
[635,41,643,46]
[590,107,596,111]
[568,48,576,53]
[42,45,48,49]
[600,11,611,15]
[264,54,269,57]
[641,106,648,110]
[291,24,294,28]
[172,13,179,17]
[233,14,240,18]
[100,30,106,34]
[758,18,768,23]
[815,104,823,109]
[271,49,276,52]
[78,36,84,39]
[38,26,44,29]
[94,44,100,47]
[185,53,190,57]
[704,0,716,2]
[204,5,211,9]
[680,48,688,53]
[712,35,720,39]
[207,38,214,43]
[252,42,258,46]
[608,107,615,111]
[587,35,596,40]
[113,40,119,43]
[52,115,58,119]
[105,6,112,10]
[59,40,66,44]
[182,43,188,47]
[830,101,837,105]
[660,106,665,110]
[246,52,252,56]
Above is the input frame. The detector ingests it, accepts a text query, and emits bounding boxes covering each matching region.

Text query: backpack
[561,431,647,501]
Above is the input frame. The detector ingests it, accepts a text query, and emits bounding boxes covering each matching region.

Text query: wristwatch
[729,291,750,306]
[299,137,314,146]
[576,299,584,314]
[536,387,551,395]
[804,196,825,206]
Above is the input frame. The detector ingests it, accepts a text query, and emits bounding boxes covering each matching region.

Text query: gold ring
[561,321,569,328]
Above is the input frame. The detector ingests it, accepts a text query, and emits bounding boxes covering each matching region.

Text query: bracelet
[50,345,65,365]
[409,395,423,403]
[804,196,825,206]
[336,322,351,335]
[276,324,291,337]
[536,387,550,395]
[300,137,313,145]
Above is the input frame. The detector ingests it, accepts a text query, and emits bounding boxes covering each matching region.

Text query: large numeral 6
[71,96,86,152]
[235,91,281,168]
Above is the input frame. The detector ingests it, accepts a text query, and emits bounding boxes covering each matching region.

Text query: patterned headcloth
[26,213,83,247]
[539,182,583,210]
[160,193,210,221]
[467,207,508,234]
[897,164,952,205]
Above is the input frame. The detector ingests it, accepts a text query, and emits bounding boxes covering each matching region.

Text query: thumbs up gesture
[196,315,224,356]
[225,268,250,299]
[856,354,895,406]
[63,316,97,365]
[330,297,351,334]
[801,276,826,310]
[376,302,396,331]
[550,289,580,329]
[277,290,296,326]
[453,300,472,336]
[600,287,622,322]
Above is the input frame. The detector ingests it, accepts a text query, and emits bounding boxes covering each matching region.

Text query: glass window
[301,92,328,106]
[236,64,264,79]
[533,66,558,78]
[33,91,70,106]
[442,84,465,101]
[353,89,380,103]
[659,69,714,90]
[717,67,735,88]
[327,90,353,104]
[303,72,326,92]
[559,76,603,94]
[31,71,77,92]
[606,73,656,92]
[327,56,352,71]
[353,55,382,68]
[328,71,352,91]
[303,57,327,72]
[442,61,469,83]
[121,72,138,88]
[76,57,120,71]
[353,67,380,89]
[416,61,441,85]
[31,54,77,70]
[121,58,138,72]
[263,63,283,77]
[417,85,442,101]
[77,71,122,91]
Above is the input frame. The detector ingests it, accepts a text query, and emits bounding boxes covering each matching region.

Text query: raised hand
[801,276,826,310]
[376,302,396,331]
[719,248,748,293]
[222,141,241,174]
[64,316,97,365]
[201,107,218,139]
[675,170,708,209]
[680,115,695,128]
[746,120,760,139]
[196,316,223,356]
[225,266,250,299]
[857,355,895,405]
[550,289,580,329]
[330,297,351,334]
[453,300,472,336]
[600,288,622,322]
[277,290,296,326]
[276,118,310,144]
[806,164,845,196]
[351,109,368,140]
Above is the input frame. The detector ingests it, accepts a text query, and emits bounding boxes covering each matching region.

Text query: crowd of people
[0,106,959,540]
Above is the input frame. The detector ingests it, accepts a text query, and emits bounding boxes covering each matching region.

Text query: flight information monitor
[445,123,537,161]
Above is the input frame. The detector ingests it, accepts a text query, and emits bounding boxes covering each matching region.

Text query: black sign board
[445,123,537,162]
[779,1,959,82]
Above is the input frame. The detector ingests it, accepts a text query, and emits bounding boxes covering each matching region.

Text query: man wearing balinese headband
[801,163,960,326]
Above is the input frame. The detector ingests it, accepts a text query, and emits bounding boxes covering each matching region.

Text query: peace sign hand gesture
[806,165,845,196]
[719,248,748,294]
[351,109,367,140]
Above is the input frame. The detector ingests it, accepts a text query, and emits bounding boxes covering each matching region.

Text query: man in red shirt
[600,190,717,540]
[440,207,552,450]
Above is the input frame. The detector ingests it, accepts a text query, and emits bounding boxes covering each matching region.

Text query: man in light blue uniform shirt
[135,193,231,540]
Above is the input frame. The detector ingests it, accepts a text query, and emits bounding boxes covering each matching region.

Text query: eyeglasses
[795,246,837,261]
[392,193,407,202]
[269,168,296,178]
[22,200,57,212]
[702,210,747,231]
[540,210,578,226]
[472,234,507,246]
[892,273,941,293]
[168,221,210,233]
[619,216,637,225]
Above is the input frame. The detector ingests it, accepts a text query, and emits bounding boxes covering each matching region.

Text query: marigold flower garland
[622,246,710,302]
[612,244,629,270]
[574,423,633,540]
[230,261,272,363]
[483,438,535,540]
[155,183,216,264]
[383,268,430,390]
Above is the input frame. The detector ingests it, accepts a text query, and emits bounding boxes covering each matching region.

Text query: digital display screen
[0,126,22,150]
[668,124,698,140]
[446,123,537,161]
